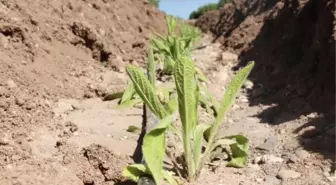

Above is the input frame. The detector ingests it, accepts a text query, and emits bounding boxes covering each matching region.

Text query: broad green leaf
[126,65,168,119]
[208,61,254,144]
[123,164,149,182]
[216,61,254,124]
[226,135,249,168]
[103,91,123,101]
[120,82,136,103]
[211,138,236,151]
[194,124,211,170]
[174,55,197,132]
[143,115,173,184]
[174,55,197,178]
[127,125,141,134]
[115,98,143,109]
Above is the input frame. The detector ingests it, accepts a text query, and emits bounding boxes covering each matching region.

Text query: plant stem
[183,130,195,181]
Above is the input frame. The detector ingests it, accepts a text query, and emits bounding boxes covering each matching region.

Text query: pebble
[261,154,284,164]
[278,129,286,134]
[244,80,254,90]
[298,125,317,137]
[256,136,277,151]
[306,112,318,119]
[240,96,249,103]
[295,149,310,160]
[6,79,17,89]
[253,156,262,164]
[15,97,25,106]
[277,169,301,180]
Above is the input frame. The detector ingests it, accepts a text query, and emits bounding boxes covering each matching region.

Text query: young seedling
[123,54,254,184]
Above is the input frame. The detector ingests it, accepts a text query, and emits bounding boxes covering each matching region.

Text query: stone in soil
[277,169,301,180]
[256,136,278,151]
[260,154,284,164]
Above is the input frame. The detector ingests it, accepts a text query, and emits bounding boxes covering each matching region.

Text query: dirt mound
[196,0,335,121]
[0,0,167,182]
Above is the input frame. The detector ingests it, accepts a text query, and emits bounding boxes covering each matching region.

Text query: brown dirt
[195,0,335,159]
[0,0,166,184]
[0,0,335,185]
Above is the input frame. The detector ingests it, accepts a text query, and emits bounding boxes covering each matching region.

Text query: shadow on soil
[231,0,335,160]
[115,180,136,185]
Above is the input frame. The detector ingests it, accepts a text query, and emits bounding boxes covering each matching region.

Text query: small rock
[6,79,17,89]
[261,154,284,164]
[278,129,286,134]
[253,156,262,164]
[15,97,25,106]
[26,101,37,110]
[277,169,301,180]
[256,136,277,151]
[219,52,238,63]
[0,135,10,145]
[239,96,249,103]
[264,175,281,185]
[306,112,318,119]
[255,177,263,182]
[288,154,299,163]
[232,104,241,110]
[244,80,254,90]
[295,149,310,160]
[298,125,317,137]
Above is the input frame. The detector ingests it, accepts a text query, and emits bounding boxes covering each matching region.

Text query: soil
[0,0,335,185]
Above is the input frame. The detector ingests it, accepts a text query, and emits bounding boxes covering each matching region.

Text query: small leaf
[127,125,141,134]
[120,82,136,103]
[162,170,179,185]
[226,135,249,168]
[126,65,168,119]
[194,124,211,170]
[115,98,143,109]
[143,115,173,184]
[122,164,149,182]
[195,67,208,83]
[164,93,178,114]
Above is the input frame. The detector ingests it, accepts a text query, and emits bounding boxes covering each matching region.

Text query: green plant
[123,56,254,184]
[149,0,159,7]
[106,16,205,109]
[218,0,232,7]
[189,3,218,19]
[189,0,232,19]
